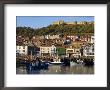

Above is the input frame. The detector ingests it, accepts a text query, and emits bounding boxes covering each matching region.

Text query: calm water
[16,64,94,74]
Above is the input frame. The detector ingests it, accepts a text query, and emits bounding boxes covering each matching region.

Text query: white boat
[50,61,63,65]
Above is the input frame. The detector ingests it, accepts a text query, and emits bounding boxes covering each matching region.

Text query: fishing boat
[50,61,63,65]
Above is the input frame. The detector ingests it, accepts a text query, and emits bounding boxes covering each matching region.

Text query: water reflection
[16,65,94,74]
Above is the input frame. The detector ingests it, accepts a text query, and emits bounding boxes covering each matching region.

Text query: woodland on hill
[16,24,94,39]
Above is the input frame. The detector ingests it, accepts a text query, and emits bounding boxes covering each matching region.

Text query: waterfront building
[66,46,81,58]
[16,45,28,55]
[16,45,40,56]
[40,45,56,57]
[83,43,94,57]
[91,36,94,43]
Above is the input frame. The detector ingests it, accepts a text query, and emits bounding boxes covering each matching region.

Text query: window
[23,50,25,52]
[19,46,21,49]
[41,48,44,50]
[23,46,25,49]
[67,50,73,53]
[92,48,94,52]
[76,50,79,53]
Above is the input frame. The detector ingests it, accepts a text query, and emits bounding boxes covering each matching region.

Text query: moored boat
[50,61,63,65]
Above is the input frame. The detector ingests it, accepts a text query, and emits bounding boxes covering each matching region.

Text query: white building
[91,36,94,43]
[45,35,59,39]
[16,46,28,55]
[40,45,56,57]
[66,36,78,41]
[83,44,94,57]
[66,47,81,58]
[39,35,59,39]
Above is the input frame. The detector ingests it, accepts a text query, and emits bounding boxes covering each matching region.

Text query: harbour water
[16,64,94,74]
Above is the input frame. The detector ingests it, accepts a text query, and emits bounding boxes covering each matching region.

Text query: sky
[16,16,94,29]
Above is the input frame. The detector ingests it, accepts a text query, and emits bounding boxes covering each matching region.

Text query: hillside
[16,24,94,38]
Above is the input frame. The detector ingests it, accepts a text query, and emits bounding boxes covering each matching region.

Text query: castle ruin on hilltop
[52,20,94,25]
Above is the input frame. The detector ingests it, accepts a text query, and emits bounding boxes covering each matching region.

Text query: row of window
[17,50,25,52]
[40,48,56,50]
[86,53,94,55]
[18,46,26,49]
[41,51,56,53]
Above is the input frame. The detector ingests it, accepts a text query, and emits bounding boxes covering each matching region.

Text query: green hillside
[16,24,94,38]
